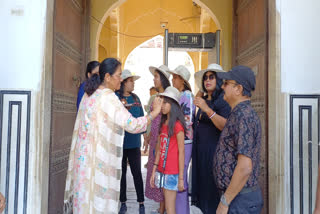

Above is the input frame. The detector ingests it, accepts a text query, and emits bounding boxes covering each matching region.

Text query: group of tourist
[63,57,264,214]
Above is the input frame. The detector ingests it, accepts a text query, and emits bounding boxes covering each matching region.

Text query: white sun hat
[194,63,225,92]
[121,69,140,81]
[158,86,181,104]
[149,65,171,81]
[168,65,192,90]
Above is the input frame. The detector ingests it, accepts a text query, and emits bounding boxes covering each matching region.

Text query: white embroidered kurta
[64,88,148,214]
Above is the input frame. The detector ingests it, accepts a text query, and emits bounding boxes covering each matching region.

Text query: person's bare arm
[0,192,5,213]
[216,155,252,214]
[177,131,185,191]
[194,97,227,131]
[143,133,150,154]
[150,137,161,188]
[314,166,320,214]
[195,91,204,98]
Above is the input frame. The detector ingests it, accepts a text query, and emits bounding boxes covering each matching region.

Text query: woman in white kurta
[64,58,162,214]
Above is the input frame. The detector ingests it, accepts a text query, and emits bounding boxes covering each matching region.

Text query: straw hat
[158,86,180,104]
[121,69,140,81]
[194,63,225,92]
[168,65,191,90]
[149,65,171,81]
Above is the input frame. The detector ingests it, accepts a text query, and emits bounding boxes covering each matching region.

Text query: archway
[91,1,269,214]
[45,0,272,213]
[91,0,231,70]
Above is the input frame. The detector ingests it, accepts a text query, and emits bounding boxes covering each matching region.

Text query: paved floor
[125,156,159,214]
[124,155,202,214]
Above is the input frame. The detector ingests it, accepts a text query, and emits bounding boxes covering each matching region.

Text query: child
[150,86,186,214]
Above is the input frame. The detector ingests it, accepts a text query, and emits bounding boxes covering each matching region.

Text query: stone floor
[125,156,159,214]
[124,155,201,214]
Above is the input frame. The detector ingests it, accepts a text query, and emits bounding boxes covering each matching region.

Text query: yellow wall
[91,0,233,71]
[99,0,202,65]
[193,0,233,70]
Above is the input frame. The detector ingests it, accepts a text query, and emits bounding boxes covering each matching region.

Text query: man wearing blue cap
[213,66,263,214]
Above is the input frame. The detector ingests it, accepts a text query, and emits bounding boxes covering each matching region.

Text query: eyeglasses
[203,74,215,81]
[223,80,238,87]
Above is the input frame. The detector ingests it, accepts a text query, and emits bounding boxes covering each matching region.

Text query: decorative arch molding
[91,0,232,69]
[92,0,127,59]
[188,0,233,69]
[193,0,222,30]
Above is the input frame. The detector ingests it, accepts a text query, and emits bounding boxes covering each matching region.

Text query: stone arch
[91,0,232,69]
[193,0,233,70]
[123,35,196,103]
[91,0,127,59]
[193,0,222,29]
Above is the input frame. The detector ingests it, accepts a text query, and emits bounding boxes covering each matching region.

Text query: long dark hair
[156,70,171,90]
[85,61,100,79]
[159,97,186,138]
[201,71,223,101]
[85,58,121,96]
[183,81,192,92]
[116,78,139,101]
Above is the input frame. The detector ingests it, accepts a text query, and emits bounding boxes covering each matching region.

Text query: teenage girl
[150,86,186,214]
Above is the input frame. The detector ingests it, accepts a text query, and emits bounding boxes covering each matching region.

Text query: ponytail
[84,58,121,96]
[84,73,101,96]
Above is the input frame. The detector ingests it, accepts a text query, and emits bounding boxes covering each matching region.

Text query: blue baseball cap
[216,65,256,97]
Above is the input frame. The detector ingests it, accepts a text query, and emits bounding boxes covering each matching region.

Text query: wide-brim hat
[121,69,140,81]
[194,63,225,92]
[149,65,171,81]
[158,86,180,104]
[168,65,192,90]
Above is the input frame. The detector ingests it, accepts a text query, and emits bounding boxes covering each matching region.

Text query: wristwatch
[220,194,230,207]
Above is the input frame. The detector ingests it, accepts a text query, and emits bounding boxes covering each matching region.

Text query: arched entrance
[92,2,269,213]
[93,0,227,71]
[123,35,195,107]
[47,0,270,213]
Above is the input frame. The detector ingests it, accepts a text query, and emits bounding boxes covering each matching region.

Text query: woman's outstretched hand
[151,97,163,115]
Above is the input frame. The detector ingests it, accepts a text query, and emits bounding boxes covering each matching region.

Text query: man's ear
[236,84,244,96]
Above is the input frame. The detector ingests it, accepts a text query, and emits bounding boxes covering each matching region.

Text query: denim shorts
[155,171,179,191]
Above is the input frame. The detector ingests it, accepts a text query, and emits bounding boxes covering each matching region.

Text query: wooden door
[233,0,268,213]
[49,0,90,213]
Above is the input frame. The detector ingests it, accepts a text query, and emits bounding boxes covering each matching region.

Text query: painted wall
[0,0,46,89]
[193,0,233,70]
[91,0,233,70]
[0,0,49,213]
[97,0,205,68]
[281,0,320,94]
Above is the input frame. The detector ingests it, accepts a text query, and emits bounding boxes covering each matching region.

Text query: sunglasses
[203,74,216,81]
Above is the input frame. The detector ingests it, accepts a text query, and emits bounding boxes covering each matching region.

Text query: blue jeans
[228,187,263,214]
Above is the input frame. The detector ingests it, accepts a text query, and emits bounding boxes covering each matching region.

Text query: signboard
[168,32,215,49]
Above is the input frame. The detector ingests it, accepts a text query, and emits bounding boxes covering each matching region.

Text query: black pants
[228,187,263,214]
[120,148,144,203]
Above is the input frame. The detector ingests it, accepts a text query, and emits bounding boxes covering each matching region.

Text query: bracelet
[153,163,158,166]
[148,114,153,121]
[209,111,216,119]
